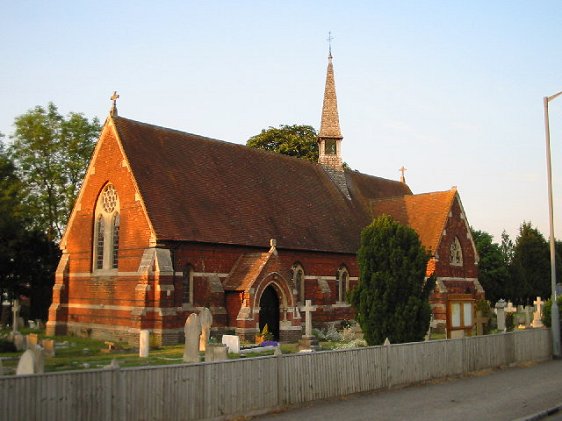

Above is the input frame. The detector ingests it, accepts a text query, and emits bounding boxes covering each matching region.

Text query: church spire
[318,35,343,171]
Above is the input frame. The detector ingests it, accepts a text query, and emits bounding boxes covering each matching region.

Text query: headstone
[205,343,228,362]
[16,348,44,375]
[199,308,213,352]
[28,320,36,329]
[524,305,532,328]
[302,300,316,338]
[42,339,55,357]
[221,335,240,354]
[27,333,39,350]
[183,313,201,363]
[383,337,391,346]
[298,300,318,351]
[505,301,517,314]
[139,329,150,358]
[475,311,489,336]
[495,299,506,332]
[13,333,25,351]
[12,300,21,335]
[532,297,544,328]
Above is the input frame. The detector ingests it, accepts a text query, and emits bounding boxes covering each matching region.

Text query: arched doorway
[259,285,280,340]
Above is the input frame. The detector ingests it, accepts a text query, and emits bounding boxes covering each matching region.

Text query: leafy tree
[0,140,60,319]
[247,124,319,163]
[9,103,100,240]
[471,229,509,303]
[500,230,514,266]
[350,215,435,345]
[509,222,554,304]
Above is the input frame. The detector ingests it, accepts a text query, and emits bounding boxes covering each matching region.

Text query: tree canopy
[9,102,100,241]
[246,124,319,163]
[350,215,435,345]
[471,229,509,304]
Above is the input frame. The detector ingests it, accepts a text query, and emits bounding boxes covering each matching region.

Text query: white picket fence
[0,328,551,420]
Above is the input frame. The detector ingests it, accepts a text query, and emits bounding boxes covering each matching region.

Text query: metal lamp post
[544,90,562,358]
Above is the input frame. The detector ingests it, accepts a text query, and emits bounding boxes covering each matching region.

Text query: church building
[46,52,484,345]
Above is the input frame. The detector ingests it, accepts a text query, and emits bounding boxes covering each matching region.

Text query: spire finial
[327,31,334,59]
[110,91,119,117]
[399,166,407,184]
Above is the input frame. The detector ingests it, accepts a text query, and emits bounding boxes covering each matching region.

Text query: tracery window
[450,237,463,266]
[337,266,349,302]
[93,184,120,271]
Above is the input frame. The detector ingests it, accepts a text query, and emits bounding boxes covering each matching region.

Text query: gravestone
[205,343,228,362]
[42,339,55,357]
[532,297,544,328]
[16,348,44,375]
[35,320,45,330]
[475,310,489,336]
[199,308,213,352]
[13,333,25,351]
[524,305,532,328]
[384,337,391,346]
[27,333,39,350]
[222,334,240,354]
[12,300,21,335]
[183,313,201,363]
[505,302,517,314]
[495,299,506,332]
[28,320,36,329]
[298,300,318,351]
[139,329,150,358]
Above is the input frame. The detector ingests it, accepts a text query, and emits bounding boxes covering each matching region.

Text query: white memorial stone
[183,313,201,363]
[505,301,517,313]
[532,297,544,328]
[199,308,213,352]
[12,300,20,335]
[221,335,240,354]
[139,329,150,358]
[524,305,532,328]
[13,333,25,351]
[495,299,507,332]
[16,348,44,375]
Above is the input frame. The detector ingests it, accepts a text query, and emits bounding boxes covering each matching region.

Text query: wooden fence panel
[0,328,552,420]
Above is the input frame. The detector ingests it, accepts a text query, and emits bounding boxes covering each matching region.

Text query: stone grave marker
[495,299,506,332]
[205,343,228,362]
[28,320,36,329]
[11,300,20,335]
[384,337,391,346]
[532,297,544,328]
[16,348,44,375]
[13,333,25,351]
[505,301,517,314]
[298,300,318,351]
[221,335,240,354]
[475,310,489,336]
[42,339,55,357]
[524,305,532,328]
[35,319,45,330]
[199,307,213,352]
[183,313,201,363]
[139,329,150,358]
[27,333,39,350]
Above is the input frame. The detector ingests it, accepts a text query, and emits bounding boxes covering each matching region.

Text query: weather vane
[110,91,119,117]
[327,31,334,58]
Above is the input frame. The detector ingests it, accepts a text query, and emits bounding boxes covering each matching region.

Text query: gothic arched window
[337,266,349,302]
[450,237,463,266]
[93,184,120,272]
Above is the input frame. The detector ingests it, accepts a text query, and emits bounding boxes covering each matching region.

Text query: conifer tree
[350,215,435,345]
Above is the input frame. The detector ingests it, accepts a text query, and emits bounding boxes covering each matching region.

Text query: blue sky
[2,1,562,243]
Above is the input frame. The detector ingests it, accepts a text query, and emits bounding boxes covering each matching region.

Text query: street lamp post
[544,90,562,358]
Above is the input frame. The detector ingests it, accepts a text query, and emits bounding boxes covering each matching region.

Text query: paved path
[254,359,562,421]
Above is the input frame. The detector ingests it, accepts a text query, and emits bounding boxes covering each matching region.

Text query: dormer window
[93,184,120,272]
[450,237,463,266]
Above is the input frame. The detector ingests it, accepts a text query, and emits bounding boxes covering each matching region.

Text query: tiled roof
[223,252,271,291]
[112,116,412,253]
[370,189,457,254]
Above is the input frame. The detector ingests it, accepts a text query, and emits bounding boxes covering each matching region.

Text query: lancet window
[93,184,120,271]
